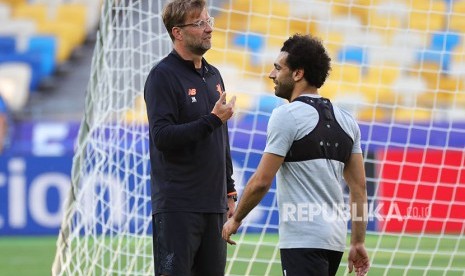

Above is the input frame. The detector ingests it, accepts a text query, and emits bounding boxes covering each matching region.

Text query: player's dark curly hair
[281,34,331,88]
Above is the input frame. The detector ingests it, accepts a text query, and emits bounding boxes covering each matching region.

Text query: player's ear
[293,69,304,82]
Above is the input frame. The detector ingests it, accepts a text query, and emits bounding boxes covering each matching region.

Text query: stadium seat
[215,11,248,32]
[0,0,27,8]
[320,32,343,58]
[0,35,15,53]
[361,66,400,104]
[357,106,390,121]
[36,21,78,62]
[55,3,87,44]
[0,19,36,52]
[337,46,368,65]
[234,33,264,55]
[365,66,401,84]
[449,1,465,32]
[0,62,31,111]
[424,75,465,106]
[330,64,363,84]
[417,48,451,71]
[70,0,102,33]
[430,31,461,52]
[0,35,56,91]
[249,15,290,35]
[231,0,289,17]
[12,3,49,23]
[407,1,446,31]
[369,0,408,32]
[394,107,432,122]
[28,35,56,77]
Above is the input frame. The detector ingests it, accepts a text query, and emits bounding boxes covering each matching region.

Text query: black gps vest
[284,96,354,164]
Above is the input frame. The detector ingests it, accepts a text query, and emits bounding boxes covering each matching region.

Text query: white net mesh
[53,0,465,275]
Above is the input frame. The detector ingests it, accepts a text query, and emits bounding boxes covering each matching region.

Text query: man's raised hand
[212,93,236,123]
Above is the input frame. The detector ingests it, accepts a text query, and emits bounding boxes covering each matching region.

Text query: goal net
[53,0,465,275]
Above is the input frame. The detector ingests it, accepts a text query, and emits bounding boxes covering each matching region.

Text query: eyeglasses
[176,17,214,29]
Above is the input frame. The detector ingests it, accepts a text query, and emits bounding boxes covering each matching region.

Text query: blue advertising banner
[0,156,72,235]
[1,98,465,235]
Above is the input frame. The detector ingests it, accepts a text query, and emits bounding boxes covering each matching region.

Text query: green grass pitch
[0,234,464,275]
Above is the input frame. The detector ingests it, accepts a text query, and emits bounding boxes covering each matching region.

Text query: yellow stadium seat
[455,90,465,108]
[289,18,316,36]
[205,48,251,70]
[231,0,290,17]
[249,15,289,35]
[215,11,248,32]
[407,1,446,31]
[357,106,390,122]
[332,0,383,24]
[211,29,228,49]
[449,1,465,32]
[329,64,362,84]
[37,21,77,62]
[360,83,397,105]
[365,66,401,84]
[12,3,48,23]
[0,0,27,8]
[417,75,465,107]
[55,3,87,44]
[367,13,402,38]
[414,62,441,89]
[319,80,340,99]
[394,107,432,122]
[317,32,343,58]
[226,0,248,13]
[13,3,87,63]
[124,95,148,124]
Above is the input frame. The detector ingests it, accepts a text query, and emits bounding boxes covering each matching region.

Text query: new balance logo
[188,88,197,96]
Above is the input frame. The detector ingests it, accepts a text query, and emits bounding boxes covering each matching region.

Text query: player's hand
[211,92,236,123]
[348,243,370,276]
[222,217,241,245]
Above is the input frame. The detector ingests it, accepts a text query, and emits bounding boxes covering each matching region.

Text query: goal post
[53,0,465,275]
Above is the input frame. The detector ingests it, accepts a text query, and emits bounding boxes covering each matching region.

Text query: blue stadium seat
[27,35,56,78]
[337,46,368,65]
[0,35,16,54]
[417,31,461,71]
[430,31,461,52]
[233,33,264,65]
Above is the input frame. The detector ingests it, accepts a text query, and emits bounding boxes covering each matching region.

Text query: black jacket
[144,50,235,214]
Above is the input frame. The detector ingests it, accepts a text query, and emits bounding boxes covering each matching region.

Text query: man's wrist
[227,191,238,202]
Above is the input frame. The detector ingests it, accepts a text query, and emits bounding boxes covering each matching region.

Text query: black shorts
[280,248,343,276]
[152,212,226,276]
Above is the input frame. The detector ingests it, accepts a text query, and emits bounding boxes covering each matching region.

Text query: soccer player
[222,34,370,276]
[144,0,237,275]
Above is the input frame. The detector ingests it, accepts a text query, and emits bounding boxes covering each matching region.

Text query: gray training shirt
[264,94,362,252]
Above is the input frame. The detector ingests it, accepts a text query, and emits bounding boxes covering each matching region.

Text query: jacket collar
[170,50,216,76]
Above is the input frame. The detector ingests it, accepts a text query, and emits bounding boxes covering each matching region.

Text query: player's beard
[274,76,294,102]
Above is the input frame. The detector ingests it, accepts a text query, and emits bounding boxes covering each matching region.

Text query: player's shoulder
[332,103,356,121]
[331,103,360,133]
